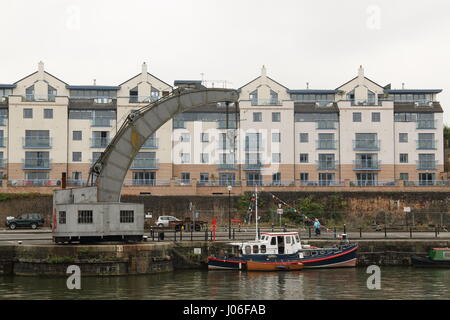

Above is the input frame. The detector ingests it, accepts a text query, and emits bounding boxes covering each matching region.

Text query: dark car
[5,213,45,230]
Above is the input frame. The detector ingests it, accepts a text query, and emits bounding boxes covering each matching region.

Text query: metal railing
[405,180,450,187]
[316,120,336,129]
[217,163,237,170]
[128,96,159,103]
[353,139,380,151]
[262,180,296,187]
[66,179,88,186]
[90,138,110,148]
[22,158,51,169]
[123,179,170,186]
[244,162,264,170]
[316,140,337,150]
[244,143,264,151]
[416,160,437,170]
[23,95,56,102]
[141,137,159,149]
[416,120,436,129]
[23,136,52,148]
[251,99,282,106]
[130,158,159,169]
[91,117,113,127]
[217,120,237,129]
[416,139,437,150]
[316,160,338,170]
[93,98,113,104]
[353,160,381,170]
[350,180,396,187]
[197,180,242,187]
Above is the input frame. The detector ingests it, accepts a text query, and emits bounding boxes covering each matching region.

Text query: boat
[207,231,358,270]
[246,260,303,271]
[411,248,450,267]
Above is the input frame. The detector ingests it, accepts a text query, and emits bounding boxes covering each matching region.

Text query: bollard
[334,227,337,238]
[238,224,241,232]
[308,227,311,238]
[384,226,387,238]
[435,226,438,238]
[152,230,155,241]
[205,230,208,241]
[191,229,193,241]
[360,227,362,238]
[258,227,261,239]
[180,230,183,241]
[271,224,274,232]
[410,227,413,239]
[343,224,346,234]
[233,228,235,240]
[174,230,177,242]
[283,224,287,232]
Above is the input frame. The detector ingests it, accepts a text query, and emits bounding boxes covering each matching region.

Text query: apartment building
[0,62,445,193]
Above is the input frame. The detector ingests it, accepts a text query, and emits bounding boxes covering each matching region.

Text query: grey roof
[174,80,202,85]
[66,85,121,90]
[0,84,16,89]
[294,102,339,113]
[385,89,442,94]
[393,102,443,113]
[288,89,337,94]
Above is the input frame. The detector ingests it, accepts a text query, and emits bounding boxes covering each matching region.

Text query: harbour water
[0,267,449,300]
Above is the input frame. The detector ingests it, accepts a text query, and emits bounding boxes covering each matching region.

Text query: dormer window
[151,87,160,101]
[25,85,34,101]
[249,90,258,105]
[48,85,57,102]
[129,87,138,103]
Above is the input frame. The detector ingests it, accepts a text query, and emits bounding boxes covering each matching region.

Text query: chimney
[402,83,405,89]
[93,79,96,86]
[141,62,148,81]
[261,65,267,77]
[38,61,45,80]
[306,82,309,90]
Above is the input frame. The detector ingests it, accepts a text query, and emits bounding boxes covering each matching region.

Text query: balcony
[416,140,437,150]
[197,180,242,187]
[416,120,436,129]
[316,140,337,150]
[416,160,437,170]
[23,94,56,102]
[244,162,264,170]
[173,120,185,129]
[316,160,337,170]
[90,138,110,148]
[91,117,112,127]
[217,163,237,170]
[217,120,237,129]
[129,96,159,103]
[251,99,282,106]
[130,158,159,169]
[124,179,170,186]
[353,160,381,170]
[22,158,51,169]
[8,179,60,187]
[353,139,380,151]
[316,120,336,129]
[141,137,159,149]
[23,137,52,148]
[245,143,264,151]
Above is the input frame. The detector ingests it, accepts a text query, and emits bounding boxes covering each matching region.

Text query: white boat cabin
[232,232,303,255]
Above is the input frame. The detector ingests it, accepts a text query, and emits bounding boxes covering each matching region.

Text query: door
[277,236,285,254]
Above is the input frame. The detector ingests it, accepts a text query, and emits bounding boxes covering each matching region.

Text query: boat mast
[255,184,258,240]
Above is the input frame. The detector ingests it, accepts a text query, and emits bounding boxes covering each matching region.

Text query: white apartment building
[0,62,445,192]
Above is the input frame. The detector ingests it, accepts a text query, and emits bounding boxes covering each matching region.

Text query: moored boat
[412,248,450,267]
[246,260,303,271]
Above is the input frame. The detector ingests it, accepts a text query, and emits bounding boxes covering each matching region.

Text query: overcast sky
[1,0,449,124]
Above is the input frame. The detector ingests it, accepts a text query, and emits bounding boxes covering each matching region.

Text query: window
[300,173,309,182]
[201,133,209,142]
[73,131,82,141]
[253,112,262,122]
[120,210,134,223]
[300,153,309,163]
[353,112,362,122]
[400,153,408,163]
[245,133,262,151]
[270,237,276,245]
[319,173,335,186]
[181,153,190,164]
[272,132,280,143]
[200,173,209,183]
[23,108,33,119]
[260,245,266,253]
[399,133,408,143]
[44,109,53,119]
[253,245,259,254]
[272,172,281,184]
[200,153,209,164]
[180,133,190,142]
[72,172,82,180]
[400,173,409,181]
[272,153,281,163]
[181,172,190,184]
[72,152,82,162]
[272,112,281,122]
[300,133,309,143]
[78,210,93,224]
[58,211,66,224]
[371,112,380,122]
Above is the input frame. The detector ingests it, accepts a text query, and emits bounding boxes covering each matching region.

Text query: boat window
[253,245,259,254]
[244,245,251,254]
[261,245,266,253]
[320,250,325,255]
[312,251,317,256]
[286,237,291,244]
[444,252,450,258]
[270,237,276,245]
[303,251,311,257]
[295,235,300,243]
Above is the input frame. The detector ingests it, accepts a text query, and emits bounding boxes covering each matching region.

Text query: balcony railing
[351,180,396,187]
[353,139,380,151]
[353,160,381,170]
[316,160,338,170]
[22,158,51,169]
[23,94,56,102]
[128,96,159,103]
[299,180,345,187]
[244,162,264,170]
[316,120,336,129]
[217,120,237,129]
[404,180,450,187]
[0,158,5,169]
[416,140,437,150]
[217,142,235,150]
[262,180,296,187]
[93,98,113,104]
[91,117,112,127]
[416,120,436,129]
[23,137,52,148]
[316,140,337,150]
[217,163,237,170]
[8,179,60,187]
[130,158,159,169]
[0,137,6,147]
[197,180,242,187]
[245,143,264,151]
[90,138,110,148]
[66,179,88,187]
[251,99,282,106]
[141,137,159,149]
[125,179,170,186]
[416,160,437,170]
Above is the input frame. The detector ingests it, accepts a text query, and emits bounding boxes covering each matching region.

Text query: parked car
[5,213,45,230]
[155,216,181,228]
[155,215,206,231]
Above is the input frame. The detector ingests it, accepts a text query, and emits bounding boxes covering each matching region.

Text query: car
[155,216,181,228]
[5,213,45,230]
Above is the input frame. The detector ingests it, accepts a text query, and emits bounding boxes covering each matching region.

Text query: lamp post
[227,185,232,239]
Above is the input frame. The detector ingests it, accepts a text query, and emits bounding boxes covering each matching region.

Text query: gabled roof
[238,75,289,91]
[336,76,385,90]
[385,89,442,94]
[66,85,121,90]
[119,72,172,88]
[13,71,69,86]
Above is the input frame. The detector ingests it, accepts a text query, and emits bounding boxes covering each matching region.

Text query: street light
[227,185,232,239]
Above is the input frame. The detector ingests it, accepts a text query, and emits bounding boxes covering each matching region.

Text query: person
[313,218,321,236]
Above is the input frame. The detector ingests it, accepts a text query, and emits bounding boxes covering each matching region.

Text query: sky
[1,0,449,123]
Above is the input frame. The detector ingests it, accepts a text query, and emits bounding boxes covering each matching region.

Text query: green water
[0,267,449,300]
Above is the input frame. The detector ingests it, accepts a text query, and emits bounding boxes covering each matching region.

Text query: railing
[217,120,237,129]
[23,95,56,102]
[416,139,437,150]
[93,98,113,104]
[130,158,159,169]
[123,179,171,186]
[316,120,336,129]
[90,138,110,148]
[316,140,337,150]
[416,120,436,129]
[197,180,242,187]
[128,96,159,103]
[91,117,113,127]
[416,160,437,170]
[349,99,390,106]
[23,136,52,148]
[0,137,6,147]
[0,117,6,126]
[316,160,338,170]
[299,180,345,187]
[217,142,235,150]
[251,99,282,106]
[141,137,159,149]
[217,163,237,170]
[405,180,450,187]
[244,162,264,170]
[350,180,396,187]
[0,158,5,169]
[262,180,296,187]
[173,120,185,129]
[66,179,88,186]
[8,179,60,187]
[175,179,193,186]
[22,158,51,169]
[353,160,381,170]
[246,180,263,186]
[353,139,380,151]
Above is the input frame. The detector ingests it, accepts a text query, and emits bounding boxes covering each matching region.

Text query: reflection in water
[0,267,449,300]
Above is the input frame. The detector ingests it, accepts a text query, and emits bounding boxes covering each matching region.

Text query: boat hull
[246,260,303,271]
[411,255,450,268]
